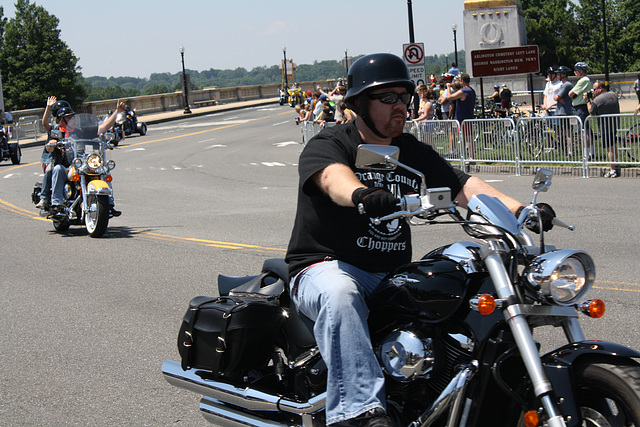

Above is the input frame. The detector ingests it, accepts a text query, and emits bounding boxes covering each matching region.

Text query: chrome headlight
[86,154,103,171]
[524,249,595,305]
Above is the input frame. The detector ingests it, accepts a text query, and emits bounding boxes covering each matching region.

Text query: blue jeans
[40,164,52,202]
[50,164,67,206]
[291,260,387,425]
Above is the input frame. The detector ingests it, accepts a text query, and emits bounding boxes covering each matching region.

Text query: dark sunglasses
[367,92,411,105]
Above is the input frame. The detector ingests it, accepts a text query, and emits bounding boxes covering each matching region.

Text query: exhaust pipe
[162,360,326,415]
[200,396,294,427]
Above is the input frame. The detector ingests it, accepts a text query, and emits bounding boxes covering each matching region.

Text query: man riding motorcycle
[284,53,554,426]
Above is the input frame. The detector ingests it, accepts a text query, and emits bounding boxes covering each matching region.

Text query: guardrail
[300,113,640,178]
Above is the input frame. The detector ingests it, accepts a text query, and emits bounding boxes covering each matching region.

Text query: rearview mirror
[532,168,553,191]
[49,129,63,141]
[355,144,400,170]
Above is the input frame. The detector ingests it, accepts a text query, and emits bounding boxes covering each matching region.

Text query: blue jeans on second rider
[50,164,67,206]
[291,260,387,425]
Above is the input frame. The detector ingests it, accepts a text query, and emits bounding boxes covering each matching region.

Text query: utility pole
[407,0,415,43]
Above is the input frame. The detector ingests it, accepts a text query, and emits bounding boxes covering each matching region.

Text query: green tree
[143,84,171,95]
[521,0,579,71]
[0,0,86,109]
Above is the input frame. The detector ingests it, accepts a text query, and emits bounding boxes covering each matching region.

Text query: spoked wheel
[85,194,110,238]
[573,361,640,426]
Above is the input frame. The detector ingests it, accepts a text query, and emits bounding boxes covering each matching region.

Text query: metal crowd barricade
[584,113,640,167]
[416,120,462,160]
[461,118,518,166]
[516,115,585,166]
[16,115,44,142]
[300,121,336,146]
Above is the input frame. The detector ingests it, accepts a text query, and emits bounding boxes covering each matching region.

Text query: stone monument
[463,0,527,78]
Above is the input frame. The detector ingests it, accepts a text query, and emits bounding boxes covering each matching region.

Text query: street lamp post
[452,23,458,67]
[179,45,191,114]
[344,48,349,82]
[282,46,288,90]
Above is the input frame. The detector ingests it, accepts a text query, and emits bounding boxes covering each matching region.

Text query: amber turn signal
[524,410,539,427]
[477,294,496,315]
[580,299,605,318]
[72,174,80,182]
[105,175,113,182]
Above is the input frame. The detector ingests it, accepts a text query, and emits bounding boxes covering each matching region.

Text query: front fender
[542,341,640,426]
[86,179,112,196]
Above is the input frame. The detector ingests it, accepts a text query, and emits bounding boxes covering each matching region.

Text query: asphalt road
[1,105,639,426]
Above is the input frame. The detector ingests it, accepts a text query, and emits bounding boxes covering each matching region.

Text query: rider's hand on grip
[525,203,556,234]
[352,187,397,217]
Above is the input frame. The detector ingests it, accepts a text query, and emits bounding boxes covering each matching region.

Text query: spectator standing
[4,107,12,124]
[634,75,640,103]
[587,80,621,178]
[448,63,460,76]
[490,85,500,104]
[554,66,575,156]
[328,85,346,123]
[499,84,512,110]
[569,62,591,123]
[447,73,477,159]
[540,67,561,115]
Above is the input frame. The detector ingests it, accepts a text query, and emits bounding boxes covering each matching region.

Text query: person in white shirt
[540,66,561,115]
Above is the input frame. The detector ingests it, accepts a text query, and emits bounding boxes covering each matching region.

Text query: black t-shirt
[285,122,470,277]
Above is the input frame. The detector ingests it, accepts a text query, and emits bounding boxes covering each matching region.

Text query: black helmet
[546,66,558,75]
[345,53,415,106]
[55,106,75,120]
[51,100,71,117]
[556,65,572,75]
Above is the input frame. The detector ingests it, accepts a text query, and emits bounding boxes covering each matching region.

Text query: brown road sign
[471,45,540,77]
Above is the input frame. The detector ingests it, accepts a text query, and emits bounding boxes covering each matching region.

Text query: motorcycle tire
[574,361,640,426]
[518,361,640,426]
[85,194,110,238]
[137,122,147,136]
[10,143,21,164]
[52,219,70,232]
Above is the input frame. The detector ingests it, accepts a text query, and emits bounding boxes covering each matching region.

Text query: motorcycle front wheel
[52,219,70,232]
[85,194,109,238]
[573,361,640,426]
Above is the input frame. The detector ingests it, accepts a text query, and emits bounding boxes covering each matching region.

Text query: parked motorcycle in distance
[163,145,640,426]
[0,125,21,164]
[31,113,117,238]
[114,108,147,140]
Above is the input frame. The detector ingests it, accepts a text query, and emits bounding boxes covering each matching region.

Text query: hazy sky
[3,0,467,78]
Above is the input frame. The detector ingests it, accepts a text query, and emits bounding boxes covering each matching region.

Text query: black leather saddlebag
[177,293,282,375]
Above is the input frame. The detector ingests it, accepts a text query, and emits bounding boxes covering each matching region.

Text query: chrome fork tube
[80,174,89,214]
[481,245,567,427]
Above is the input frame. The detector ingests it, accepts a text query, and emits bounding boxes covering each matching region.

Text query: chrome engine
[377,329,434,382]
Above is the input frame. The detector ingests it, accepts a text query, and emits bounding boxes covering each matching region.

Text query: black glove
[352,187,397,217]
[525,202,556,234]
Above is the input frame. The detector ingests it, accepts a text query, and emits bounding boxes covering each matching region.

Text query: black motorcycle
[114,109,147,142]
[163,145,640,426]
[0,125,21,164]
